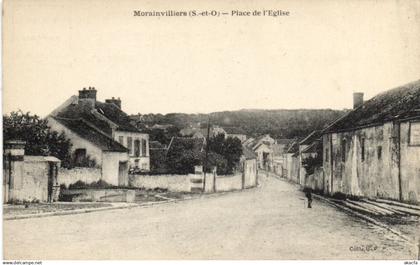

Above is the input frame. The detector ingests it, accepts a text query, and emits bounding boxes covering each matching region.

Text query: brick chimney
[353,92,364,109]
[105,97,122,109]
[78,87,97,108]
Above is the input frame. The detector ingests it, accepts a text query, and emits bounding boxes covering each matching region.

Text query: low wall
[58,167,102,187]
[61,189,135,202]
[215,174,243,192]
[129,174,191,192]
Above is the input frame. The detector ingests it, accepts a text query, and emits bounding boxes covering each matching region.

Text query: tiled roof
[324,80,420,133]
[301,140,321,154]
[299,130,322,145]
[286,141,299,154]
[54,99,141,135]
[52,117,127,152]
[242,146,257,160]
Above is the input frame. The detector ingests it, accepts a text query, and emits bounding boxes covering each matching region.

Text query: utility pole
[203,116,211,193]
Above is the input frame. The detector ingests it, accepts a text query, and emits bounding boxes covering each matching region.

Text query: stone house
[47,87,150,186]
[322,80,420,203]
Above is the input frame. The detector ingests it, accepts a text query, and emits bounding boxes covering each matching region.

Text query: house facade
[283,140,300,183]
[47,87,150,186]
[245,134,277,169]
[322,81,420,203]
[298,131,321,185]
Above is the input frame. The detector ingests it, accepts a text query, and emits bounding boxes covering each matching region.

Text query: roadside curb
[3,186,257,221]
[3,200,171,221]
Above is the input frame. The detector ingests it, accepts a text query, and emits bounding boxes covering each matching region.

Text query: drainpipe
[330,134,334,195]
[396,121,402,202]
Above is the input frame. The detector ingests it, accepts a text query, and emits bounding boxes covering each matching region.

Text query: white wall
[47,117,104,165]
[58,167,102,187]
[102,151,129,186]
[129,174,191,192]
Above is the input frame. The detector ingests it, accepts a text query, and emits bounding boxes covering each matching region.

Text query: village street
[3,174,417,260]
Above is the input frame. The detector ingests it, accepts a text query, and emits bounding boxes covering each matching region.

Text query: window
[118,136,124,145]
[361,138,365,162]
[134,139,141,157]
[74,148,87,167]
[127,137,133,155]
[409,121,420,145]
[141,139,147,156]
[377,146,382,160]
[341,139,346,162]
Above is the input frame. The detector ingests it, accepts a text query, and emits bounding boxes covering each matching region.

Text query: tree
[145,126,180,146]
[207,134,242,174]
[206,151,229,175]
[302,143,323,176]
[165,139,202,174]
[3,110,72,167]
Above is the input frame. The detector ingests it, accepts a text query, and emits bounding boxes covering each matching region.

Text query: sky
[3,0,420,117]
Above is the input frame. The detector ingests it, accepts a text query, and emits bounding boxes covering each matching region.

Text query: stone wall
[58,167,101,187]
[129,174,192,192]
[322,120,420,203]
[16,161,49,202]
[215,174,243,192]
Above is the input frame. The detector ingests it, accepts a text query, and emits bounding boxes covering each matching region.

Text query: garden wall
[129,174,191,192]
[215,174,243,192]
[59,167,101,187]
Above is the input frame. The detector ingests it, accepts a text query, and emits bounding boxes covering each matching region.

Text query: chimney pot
[353,92,364,109]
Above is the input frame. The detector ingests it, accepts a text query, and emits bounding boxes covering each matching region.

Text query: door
[47,162,54,202]
[118,161,128,186]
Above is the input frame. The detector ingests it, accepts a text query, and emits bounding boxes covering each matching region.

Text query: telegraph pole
[203,116,211,193]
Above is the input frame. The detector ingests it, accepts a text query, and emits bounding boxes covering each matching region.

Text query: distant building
[298,131,322,185]
[240,146,258,188]
[245,134,277,170]
[47,87,150,186]
[322,80,420,203]
[272,139,294,175]
[180,125,226,139]
[223,127,247,142]
[283,139,300,183]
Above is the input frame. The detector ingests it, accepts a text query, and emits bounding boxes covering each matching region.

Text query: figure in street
[305,189,312,208]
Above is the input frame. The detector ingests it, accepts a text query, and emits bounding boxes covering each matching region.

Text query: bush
[68,180,115,190]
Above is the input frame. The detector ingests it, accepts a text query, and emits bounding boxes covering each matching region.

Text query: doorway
[118,161,128,186]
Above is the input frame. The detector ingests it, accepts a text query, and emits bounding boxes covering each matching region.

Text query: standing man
[305,189,312,208]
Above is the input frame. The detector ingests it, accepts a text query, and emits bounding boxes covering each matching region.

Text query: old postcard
[2,0,420,261]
